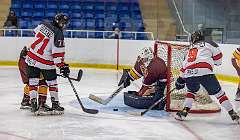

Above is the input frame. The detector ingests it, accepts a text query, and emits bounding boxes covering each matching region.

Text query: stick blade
[88,94,108,105]
[83,108,99,114]
[128,111,143,116]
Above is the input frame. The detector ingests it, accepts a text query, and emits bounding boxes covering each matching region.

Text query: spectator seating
[9,0,147,39]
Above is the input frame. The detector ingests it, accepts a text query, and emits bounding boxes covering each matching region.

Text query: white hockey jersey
[180,41,222,78]
[25,22,65,69]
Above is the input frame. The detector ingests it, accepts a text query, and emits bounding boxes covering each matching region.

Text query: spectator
[109,27,120,39]
[4,10,18,29]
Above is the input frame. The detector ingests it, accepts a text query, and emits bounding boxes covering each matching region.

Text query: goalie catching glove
[118,69,133,88]
[60,63,70,77]
[175,77,186,90]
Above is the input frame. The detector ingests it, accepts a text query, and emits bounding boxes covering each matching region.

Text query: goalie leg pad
[124,91,165,110]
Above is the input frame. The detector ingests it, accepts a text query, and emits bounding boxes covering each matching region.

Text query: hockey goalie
[118,47,167,110]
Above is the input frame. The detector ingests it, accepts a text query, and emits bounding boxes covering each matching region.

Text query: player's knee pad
[29,78,39,86]
[47,80,58,102]
[28,78,39,97]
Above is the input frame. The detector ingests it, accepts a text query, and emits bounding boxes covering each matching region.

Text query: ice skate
[20,94,31,109]
[30,98,38,113]
[235,88,240,101]
[175,107,189,121]
[228,110,240,124]
[51,97,64,115]
[36,103,53,116]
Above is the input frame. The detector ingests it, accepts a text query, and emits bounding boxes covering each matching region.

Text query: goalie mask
[138,47,154,67]
[190,30,204,44]
[53,13,69,29]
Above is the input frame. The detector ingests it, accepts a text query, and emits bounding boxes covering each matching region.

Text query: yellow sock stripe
[233,51,240,60]
[129,69,141,80]
[38,85,48,95]
[24,85,29,95]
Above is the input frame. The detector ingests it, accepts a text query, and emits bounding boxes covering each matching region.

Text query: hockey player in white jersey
[25,13,70,114]
[174,30,240,123]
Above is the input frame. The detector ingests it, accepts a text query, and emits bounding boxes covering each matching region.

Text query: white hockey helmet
[138,47,154,66]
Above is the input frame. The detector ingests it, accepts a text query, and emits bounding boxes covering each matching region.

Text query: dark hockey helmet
[190,30,204,44]
[53,13,69,29]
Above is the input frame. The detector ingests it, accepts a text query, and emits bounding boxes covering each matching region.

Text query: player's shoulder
[151,57,167,67]
[205,40,219,48]
[41,22,62,35]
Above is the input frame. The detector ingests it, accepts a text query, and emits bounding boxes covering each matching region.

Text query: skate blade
[175,115,185,121]
[20,106,31,110]
[234,98,240,101]
[52,110,64,115]
[233,118,240,124]
[35,111,53,116]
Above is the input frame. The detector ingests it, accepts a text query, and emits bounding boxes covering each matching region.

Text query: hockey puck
[113,108,118,111]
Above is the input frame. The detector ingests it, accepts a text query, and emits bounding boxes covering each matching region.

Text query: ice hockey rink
[0,66,240,140]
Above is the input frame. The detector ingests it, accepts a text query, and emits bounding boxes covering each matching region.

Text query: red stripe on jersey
[27,51,54,65]
[52,52,65,58]
[186,92,195,99]
[219,95,228,104]
[56,63,64,67]
[182,62,213,72]
[212,53,223,60]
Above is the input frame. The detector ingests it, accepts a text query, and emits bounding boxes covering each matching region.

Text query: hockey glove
[118,69,131,88]
[60,64,70,77]
[175,77,186,90]
[20,46,28,58]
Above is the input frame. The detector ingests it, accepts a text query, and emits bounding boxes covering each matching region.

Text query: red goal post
[154,41,221,113]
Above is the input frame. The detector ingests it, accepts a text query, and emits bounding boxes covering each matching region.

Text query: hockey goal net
[154,41,221,113]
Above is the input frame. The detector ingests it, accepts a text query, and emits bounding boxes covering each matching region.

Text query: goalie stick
[129,88,176,116]
[67,74,99,114]
[88,84,124,105]
[57,69,83,82]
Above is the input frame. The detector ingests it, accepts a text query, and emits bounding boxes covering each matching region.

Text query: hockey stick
[129,88,176,116]
[88,84,124,105]
[67,75,99,114]
[57,69,83,82]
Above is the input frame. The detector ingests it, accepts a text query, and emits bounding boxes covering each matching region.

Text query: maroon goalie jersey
[128,56,167,96]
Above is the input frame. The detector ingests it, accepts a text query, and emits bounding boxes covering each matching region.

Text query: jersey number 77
[31,32,49,55]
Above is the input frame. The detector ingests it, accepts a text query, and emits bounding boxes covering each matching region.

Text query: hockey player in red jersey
[25,13,70,114]
[232,47,240,101]
[118,47,167,109]
[175,31,239,123]
[18,46,52,115]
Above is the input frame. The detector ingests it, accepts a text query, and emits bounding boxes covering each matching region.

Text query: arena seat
[8,0,146,39]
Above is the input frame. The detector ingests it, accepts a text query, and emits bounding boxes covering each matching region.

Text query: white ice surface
[0,66,240,140]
